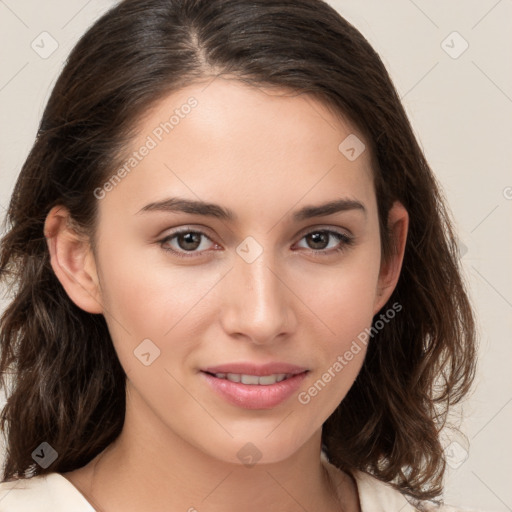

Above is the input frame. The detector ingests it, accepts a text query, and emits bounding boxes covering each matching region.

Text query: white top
[0,469,481,512]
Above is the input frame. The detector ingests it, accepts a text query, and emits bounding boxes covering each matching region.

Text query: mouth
[201,371,305,386]
[199,368,310,410]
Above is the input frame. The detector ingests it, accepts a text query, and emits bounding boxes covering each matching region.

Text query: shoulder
[351,470,485,512]
[0,472,95,512]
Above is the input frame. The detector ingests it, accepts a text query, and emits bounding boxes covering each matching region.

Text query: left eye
[159,229,352,258]
[295,230,351,253]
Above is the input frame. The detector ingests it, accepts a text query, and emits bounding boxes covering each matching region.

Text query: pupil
[308,232,328,249]
[179,232,201,250]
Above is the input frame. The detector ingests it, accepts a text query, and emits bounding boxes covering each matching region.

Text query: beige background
[0,1,511,510]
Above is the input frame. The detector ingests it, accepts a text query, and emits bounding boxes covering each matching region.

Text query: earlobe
[373,201,409,314]
[44,205,103,314]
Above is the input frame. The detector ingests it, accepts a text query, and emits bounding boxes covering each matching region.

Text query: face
[48,77,407,466]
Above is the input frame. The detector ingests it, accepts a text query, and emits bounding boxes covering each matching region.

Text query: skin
[44,77,408,512]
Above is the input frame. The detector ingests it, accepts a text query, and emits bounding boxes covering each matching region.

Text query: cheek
[94,238,222,374]
[296,246,380,394]
[301,247,381,336]
[314,279,374,383]
[96,234,206,330]
[296,280,377,426]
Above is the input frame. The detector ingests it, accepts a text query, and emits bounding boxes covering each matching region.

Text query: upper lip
[201,362,309,376]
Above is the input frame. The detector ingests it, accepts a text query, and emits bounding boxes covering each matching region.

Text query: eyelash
[158,228,354,259]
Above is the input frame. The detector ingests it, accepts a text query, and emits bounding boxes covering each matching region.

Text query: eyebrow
[137,196,366,221]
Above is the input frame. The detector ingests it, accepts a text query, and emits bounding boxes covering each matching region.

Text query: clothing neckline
[55,468,366,512]
[53,466,415,512]
[55,472,99,511]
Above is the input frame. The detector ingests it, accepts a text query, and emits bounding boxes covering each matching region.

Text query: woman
[0,1,478,511]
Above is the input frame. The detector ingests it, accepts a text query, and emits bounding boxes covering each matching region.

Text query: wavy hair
[0,0,476,500]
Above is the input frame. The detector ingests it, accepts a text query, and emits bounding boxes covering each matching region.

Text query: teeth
[240,374,259,385]
[214,373,290,385]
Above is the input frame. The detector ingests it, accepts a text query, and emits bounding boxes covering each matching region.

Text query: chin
[213,436,306,468]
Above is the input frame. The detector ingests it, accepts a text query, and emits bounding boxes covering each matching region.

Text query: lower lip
[200,371,309,410]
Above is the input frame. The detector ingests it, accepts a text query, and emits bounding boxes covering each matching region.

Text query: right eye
[159,229,219,258]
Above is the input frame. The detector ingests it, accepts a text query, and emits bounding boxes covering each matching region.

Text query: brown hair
[0,0,476,500]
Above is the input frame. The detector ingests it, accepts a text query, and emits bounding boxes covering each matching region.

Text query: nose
[219,248,297,345]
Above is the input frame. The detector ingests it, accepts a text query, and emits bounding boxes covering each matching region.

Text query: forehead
[101,77,376,220]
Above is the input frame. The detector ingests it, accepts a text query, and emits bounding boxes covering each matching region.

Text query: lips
[200,362,310,409]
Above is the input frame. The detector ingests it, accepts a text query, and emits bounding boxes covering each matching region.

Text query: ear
[44,205,103,314]
[373,201,409,314]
